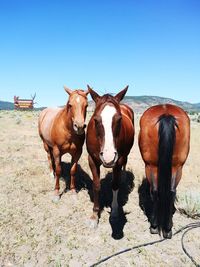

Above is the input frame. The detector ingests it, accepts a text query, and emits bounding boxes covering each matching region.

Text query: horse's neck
[59,108,73,131]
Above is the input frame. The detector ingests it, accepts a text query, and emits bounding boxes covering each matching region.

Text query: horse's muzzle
[99,151,118,168]
[73,122,86,135]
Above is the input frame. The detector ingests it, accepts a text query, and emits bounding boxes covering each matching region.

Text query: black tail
[157,114,177,231]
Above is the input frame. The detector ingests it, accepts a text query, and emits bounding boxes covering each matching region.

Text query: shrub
[176,190,200,218]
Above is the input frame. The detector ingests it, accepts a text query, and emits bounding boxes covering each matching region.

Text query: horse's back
[38,107,62,145]
[139,104,190,165]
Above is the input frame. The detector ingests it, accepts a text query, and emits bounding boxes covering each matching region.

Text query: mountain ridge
[122,95,200,113]
[0,96,199,113]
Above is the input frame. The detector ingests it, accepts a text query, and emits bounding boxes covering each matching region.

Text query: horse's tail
[157,114,177,230]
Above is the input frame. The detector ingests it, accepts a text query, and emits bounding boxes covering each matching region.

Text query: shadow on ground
[138,178,153,225]
[92,170,135,240]
[61,162,93,192]
[60,162,135,239]
[138,177,177,235]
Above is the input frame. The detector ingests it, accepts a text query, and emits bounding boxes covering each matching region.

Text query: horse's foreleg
[52,146,61,202]
[88,155,100,228]
[70,160,77,192]
[70,152,81,192]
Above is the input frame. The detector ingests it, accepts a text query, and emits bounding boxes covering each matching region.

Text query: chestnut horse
[86,85,135,228]
[38,86,89,202]
[139,104,190,238]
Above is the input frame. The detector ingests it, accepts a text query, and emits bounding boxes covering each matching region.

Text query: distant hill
[0,100,14,110]
[1,97,200,113]
[0,100,45,111]
[122,95,200,113]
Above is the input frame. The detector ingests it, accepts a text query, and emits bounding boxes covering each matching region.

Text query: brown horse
[38,86,89,202]
[139,104,190,238]
[86,85,135,229]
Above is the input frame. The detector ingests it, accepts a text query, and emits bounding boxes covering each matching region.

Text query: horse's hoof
[50,171,54,179]
[162,229,172,239]
[70,188,77,194]
[52,195,60,203]
[87,218,98,229]
[150,226,159,234]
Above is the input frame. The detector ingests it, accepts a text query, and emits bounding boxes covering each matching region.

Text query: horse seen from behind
[38,86,89,202]
[86,85,135,233]
[139,104,190,238]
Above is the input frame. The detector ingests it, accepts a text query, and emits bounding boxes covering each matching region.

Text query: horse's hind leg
[52,146,61,203]
[49,148,55,178]
[162,190,175,239]
[43,141,55,177]
[162,167,182,238]
[150,190,159,234]
[146,165,159,234]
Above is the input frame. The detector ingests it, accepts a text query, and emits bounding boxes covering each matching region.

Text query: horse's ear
[64,85,73,95]
[114,85,129,102]
[87,85,100,102]
[85,89,90,96]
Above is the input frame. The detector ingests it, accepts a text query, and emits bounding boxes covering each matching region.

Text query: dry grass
[0,110,200,267]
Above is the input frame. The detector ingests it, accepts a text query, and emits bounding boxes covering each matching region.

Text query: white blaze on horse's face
[76,96,80,103]
[100,105,118,167]
[70,93,87,135]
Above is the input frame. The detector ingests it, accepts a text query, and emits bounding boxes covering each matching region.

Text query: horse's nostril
[83,124,86,129]
[100,151,103,156]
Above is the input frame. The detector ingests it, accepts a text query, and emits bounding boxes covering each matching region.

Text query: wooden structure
[14,94,36,110]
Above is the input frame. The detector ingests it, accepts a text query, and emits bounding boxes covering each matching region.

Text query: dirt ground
[0,110,200,267]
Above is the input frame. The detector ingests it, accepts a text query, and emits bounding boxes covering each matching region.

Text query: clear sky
[0,0,200,107]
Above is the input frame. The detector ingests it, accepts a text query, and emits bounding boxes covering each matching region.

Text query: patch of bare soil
[0,110,200,267]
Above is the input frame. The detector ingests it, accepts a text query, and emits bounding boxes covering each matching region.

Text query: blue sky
[0,0,200,107]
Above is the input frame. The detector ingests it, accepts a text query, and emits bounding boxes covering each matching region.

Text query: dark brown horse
[38,86,89,202]
[86,85,135,229]
[139,104,190,238]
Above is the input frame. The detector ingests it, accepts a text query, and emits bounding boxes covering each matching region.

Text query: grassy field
[0,110,200,267]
